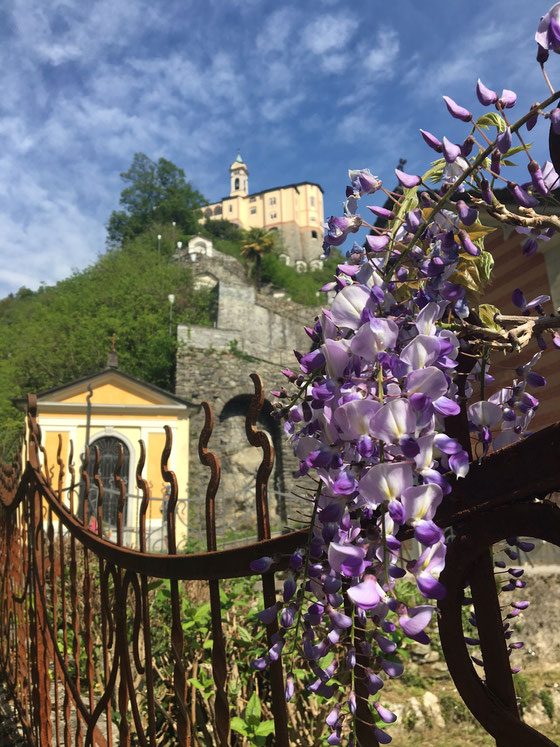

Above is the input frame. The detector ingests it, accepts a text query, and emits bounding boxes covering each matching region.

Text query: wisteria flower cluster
[250,7,560,744]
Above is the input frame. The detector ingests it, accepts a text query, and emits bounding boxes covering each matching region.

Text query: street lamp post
[168,293,175,337]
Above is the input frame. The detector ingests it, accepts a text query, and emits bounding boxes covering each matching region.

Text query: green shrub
[440,695,470,724]
[540,689,554,720]
[515,674,531,713]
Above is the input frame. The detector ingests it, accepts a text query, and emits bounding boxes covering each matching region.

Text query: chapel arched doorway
[85,435,130,531]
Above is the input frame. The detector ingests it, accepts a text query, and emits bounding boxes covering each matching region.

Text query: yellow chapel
[15,352,196,552]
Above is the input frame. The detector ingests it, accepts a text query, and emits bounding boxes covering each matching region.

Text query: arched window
[235,178,240,190]
[204,208,212,218]
[84,436,130,530]
[214,205,222,215]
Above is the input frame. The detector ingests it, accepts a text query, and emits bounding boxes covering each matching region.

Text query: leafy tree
[259,250,341,305]
[106,153,206,246]
[201,218,244,242]
[240,227,276,291]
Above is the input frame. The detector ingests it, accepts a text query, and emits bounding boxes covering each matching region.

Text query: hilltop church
[203,153,325,270]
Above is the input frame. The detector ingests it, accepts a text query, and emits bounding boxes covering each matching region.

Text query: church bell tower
[230,152,249,197]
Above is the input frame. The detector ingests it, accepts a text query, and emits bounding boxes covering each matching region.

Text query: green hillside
[0,228,205,456]
[0,156,337,458]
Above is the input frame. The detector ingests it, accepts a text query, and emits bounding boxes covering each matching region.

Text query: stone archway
[218,394,287,534]
[175,349,308,548]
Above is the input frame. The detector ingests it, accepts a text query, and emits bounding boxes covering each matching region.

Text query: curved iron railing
[0,374,559,745]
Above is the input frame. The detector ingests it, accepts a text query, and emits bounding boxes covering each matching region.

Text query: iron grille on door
[86,436,130,527]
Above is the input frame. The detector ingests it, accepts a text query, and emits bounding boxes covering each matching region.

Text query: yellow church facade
[16,365,196,552]
[203,154,325,265]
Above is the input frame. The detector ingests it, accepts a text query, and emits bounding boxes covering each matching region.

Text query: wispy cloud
[299,12,361,74]
[256,8,295,54]
[362,28,400,79]
[301,14,359,56]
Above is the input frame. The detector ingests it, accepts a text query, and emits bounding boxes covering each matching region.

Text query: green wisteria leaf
[478,304,503,331]
[427,158,445,184]
[255,721,276,737]
[230,717,248,736]
[477,112,507,132]
[246,691,262,727]
[504,143,531,158]
[479,250,495,285]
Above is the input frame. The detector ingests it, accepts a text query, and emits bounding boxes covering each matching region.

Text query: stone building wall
[175,347,309,547]
[174,244,321,547]
[175,250,319,366]
[276,222,324,264]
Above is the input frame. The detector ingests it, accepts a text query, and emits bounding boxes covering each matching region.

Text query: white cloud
[260,94,305,123]
[0,180,105,297]
[403,21,531,101]
[320,54,349,74]
[256,8,295,53]
[301,14,358,56]
[362,28,400,79]
[9,0,163,67]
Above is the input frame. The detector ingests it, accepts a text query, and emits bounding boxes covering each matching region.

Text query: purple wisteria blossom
[536,3,560,59]
[476,79,498,106]
[250,20,560,737]
[348,169,382,197]
[442,95,472,122]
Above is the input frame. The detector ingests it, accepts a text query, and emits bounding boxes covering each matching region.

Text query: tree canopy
[106,153,206,246]
[240,227,276,291]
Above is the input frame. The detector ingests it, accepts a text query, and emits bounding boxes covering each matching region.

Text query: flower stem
[542,64,556,96]
[287,481,322,669]
[480,344,489,402]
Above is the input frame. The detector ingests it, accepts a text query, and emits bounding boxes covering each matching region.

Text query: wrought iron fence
[0,372,559,745]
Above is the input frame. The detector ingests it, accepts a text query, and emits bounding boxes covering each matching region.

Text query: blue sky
[0,0,556,298]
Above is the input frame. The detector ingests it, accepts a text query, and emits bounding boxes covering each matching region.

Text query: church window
[250,196,256,202]
[250,207,257,214]
[235,178,240,190]
[311,230,318,239]
[270,212,277,220]
[310,196,315,207]
[229,205,233,213]
[269,197,277,205]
